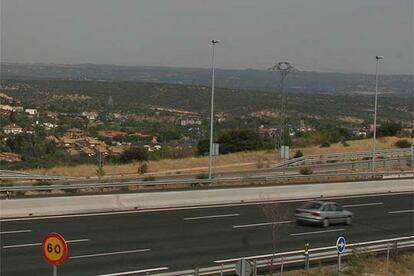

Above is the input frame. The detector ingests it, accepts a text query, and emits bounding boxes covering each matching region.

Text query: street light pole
[208,40,220,179]
[372,55,383,171]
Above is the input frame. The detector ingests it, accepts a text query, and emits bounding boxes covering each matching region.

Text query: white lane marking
[1,191,413,222]
[184,213,240,220]
[95,267,168,276]
[388,209,414,214]
[343,202,384,208]
[0,229,32,234]
[290,228,344,237]
[233,221,292,228]
[70,249,150,259]
[3,238,89,249]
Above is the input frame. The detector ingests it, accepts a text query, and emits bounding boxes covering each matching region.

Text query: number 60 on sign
[41,233,68,265]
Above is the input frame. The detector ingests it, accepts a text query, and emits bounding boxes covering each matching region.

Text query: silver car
[295,201,353,227]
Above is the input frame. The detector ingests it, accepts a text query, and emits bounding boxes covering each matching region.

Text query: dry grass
[280,251,414,276]
[28,137,402,177]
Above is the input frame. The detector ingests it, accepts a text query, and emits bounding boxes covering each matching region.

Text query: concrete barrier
[1,179,413,218]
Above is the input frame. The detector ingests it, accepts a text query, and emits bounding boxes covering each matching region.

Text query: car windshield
[302,201,323,210]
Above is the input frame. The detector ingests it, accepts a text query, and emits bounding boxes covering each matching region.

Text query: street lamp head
[376,56,384,60]
[211,39,221,45]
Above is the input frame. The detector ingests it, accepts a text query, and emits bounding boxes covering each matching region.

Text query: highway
[1,192,413,275]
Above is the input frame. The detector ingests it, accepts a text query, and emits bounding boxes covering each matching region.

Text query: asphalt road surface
[1,192,413,275]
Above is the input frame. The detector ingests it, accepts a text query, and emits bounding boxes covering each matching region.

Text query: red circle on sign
[41,233,68,265]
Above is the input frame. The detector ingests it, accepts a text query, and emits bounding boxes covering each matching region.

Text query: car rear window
[302,201,323,210]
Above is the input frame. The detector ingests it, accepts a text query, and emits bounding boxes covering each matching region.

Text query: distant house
[352,130,367,138]
[0,109,12,116]
[95,145,109,155]
[0,93,14,104]
[109,146,125,156]
[178,116,202,126]
[60,137,77,149]
[0,152,22,162]
[46,111,60,119]
[81,147,96,157]
[85,137,101,147]
[97,130,127,139]
[81,111,98,121]
[43,122,58,130]
[3,124,23,135]
[258,126,277,137]
[65,128,84,139]
[0,105,15,112]
[25,109,38,116]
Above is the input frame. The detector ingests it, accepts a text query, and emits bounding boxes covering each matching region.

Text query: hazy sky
[1,0,412,74]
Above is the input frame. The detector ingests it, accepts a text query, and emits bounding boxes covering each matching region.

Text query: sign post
[304,243,310,271]
[41,233,68,276]
[235,259,253,276]
[336,236,346,276]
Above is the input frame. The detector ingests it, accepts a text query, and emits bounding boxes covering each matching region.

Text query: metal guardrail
[152,236,414,276]
[0,170,81,180]
[274,148,412,167]
[1,171,413,192]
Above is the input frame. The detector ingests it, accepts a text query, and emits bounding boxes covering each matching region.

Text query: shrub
[320,141,331,148]
[377,121,402,137]
[196,173,209,179]
[299,167,313,175]
[341,139,350,147]
[293,150,303,158]
[142,176,156,181]
[138,162,148,174]
[119,147,149,163]
[395,139,412,148]
[96,167,105,178]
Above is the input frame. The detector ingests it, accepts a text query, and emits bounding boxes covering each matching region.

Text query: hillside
[1,62,412,95]
[1,79,411,124]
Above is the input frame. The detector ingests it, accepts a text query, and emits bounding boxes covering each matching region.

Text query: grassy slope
[282,251,414,276]
[28,136,405,177]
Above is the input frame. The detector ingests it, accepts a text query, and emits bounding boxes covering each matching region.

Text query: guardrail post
[220,263,223,276]
[194,267,199,276]
[280,257,284,276]
[386,243,390,273]
[253,259,257,276]
[304,242,310,273]
[393,240,398,258]
[305,253,309,272]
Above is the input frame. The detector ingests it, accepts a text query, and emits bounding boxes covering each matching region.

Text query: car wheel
[322,218,329,228]
[345,216,352,225]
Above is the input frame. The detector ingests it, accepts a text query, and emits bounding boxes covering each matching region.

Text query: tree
[377,121,402,137]
[119,147,149,163]
[259,202,286,276]
[217,129,263,154]
[196,139,210,156]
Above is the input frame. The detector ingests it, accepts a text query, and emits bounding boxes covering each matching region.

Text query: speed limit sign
[41,233,68,266]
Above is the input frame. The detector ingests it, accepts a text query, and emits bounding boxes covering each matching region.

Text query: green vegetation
[378,121,402,137]
[0,79,412,170]
[293,150,303,158]
[299,167,313,175]
[395,139,412,148]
